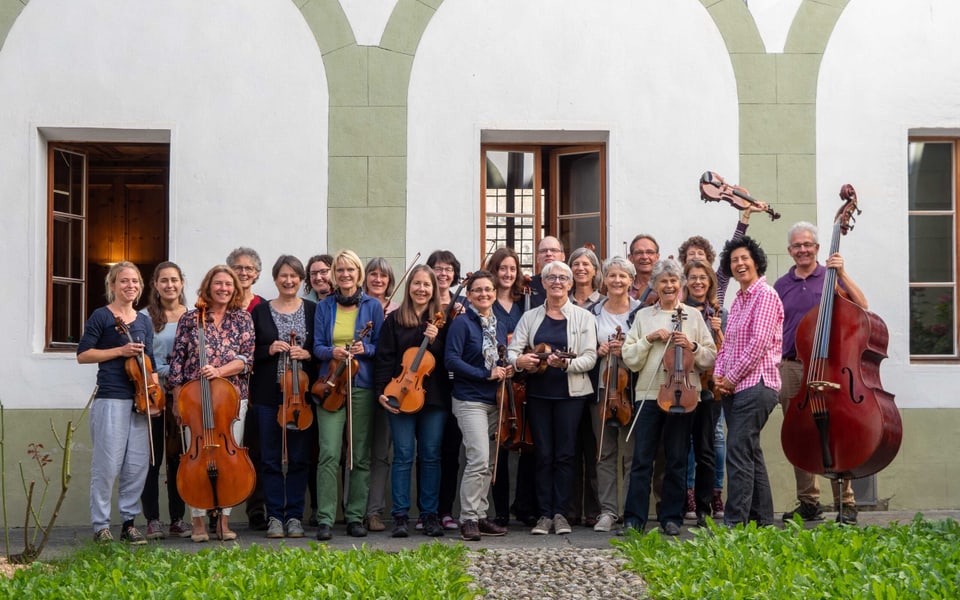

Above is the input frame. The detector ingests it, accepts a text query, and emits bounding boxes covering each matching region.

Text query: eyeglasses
[433,266,455,274]
[538,247,562,254]
[544,274,571,283]
[470,287,495,294]
[232,265,258,273]
[631,249,658,257]
[309,270,330,278]
[789,242,817,251]
[687,275,710,282]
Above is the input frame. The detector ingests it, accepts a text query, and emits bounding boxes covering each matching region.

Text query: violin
[698,301,724,399]
[313,321,374,412]
[176,299,256,513]
[114,316,165,417]
[699,171,781,221]
[278,331,312,431]
[524,343,577,375]
[384,312,445,413]
[781,184,901,479]
[492,344,513,484]
[656,307,699,414]
[601,326,631,427]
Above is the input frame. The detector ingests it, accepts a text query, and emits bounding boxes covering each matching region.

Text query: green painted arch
[0,0,27,53]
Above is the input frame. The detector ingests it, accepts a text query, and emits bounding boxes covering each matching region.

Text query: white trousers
[451,398,497,521]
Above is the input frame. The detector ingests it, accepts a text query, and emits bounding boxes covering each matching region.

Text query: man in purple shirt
[774,221,868,525]
[714,236,783,527]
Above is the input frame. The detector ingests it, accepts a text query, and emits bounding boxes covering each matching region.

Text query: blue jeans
[253,404,310,522]
[388,406,447,516]
[722,381,778,526]
[624,399,694,528]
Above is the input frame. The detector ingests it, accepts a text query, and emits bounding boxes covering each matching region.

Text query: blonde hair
[333,250,365,292]
[104,261,144,303]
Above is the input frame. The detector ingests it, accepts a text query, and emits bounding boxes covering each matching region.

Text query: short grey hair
[568,247,602,290]
[226,247,262,272]
[787,221,818,244]
[603,256,636,279]
[541,260,574,281]
[651,258,685,287]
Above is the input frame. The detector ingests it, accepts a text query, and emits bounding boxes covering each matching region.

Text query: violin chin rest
[385,396,400,410]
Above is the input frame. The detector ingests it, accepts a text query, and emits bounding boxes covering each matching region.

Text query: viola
[278,331,312,431]
[492,344,513,483]
[114,316,165,417]
[384,312,445,413]
[700,171,781,221]
[524,343,577,375]
[176,299,256,513]
[313,321,374,412]
[781,184,901,479]
[656,307,699,414]
[600,326,631,427]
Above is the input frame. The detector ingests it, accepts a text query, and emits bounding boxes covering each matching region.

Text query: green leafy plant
[612,515,960,599]
[0,541,478,598]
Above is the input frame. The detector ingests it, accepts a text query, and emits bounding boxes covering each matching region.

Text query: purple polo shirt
[773,264,826,359]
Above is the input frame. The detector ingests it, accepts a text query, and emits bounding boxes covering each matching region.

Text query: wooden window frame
[46,146,87,351]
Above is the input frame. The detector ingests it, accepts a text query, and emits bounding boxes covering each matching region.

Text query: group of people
[77,203,869,544]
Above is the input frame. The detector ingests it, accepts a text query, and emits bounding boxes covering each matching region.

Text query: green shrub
[612,515,960,599]
[0,542,477,599]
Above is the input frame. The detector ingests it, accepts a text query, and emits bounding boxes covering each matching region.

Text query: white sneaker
[531,516,552,535]
[593,513,617,532]
[553,514,572,535]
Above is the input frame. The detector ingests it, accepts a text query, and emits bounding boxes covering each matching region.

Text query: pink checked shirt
[714,276,783,393]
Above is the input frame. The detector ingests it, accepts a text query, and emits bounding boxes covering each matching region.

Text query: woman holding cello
[374,265,447,537]
[621,259,716,535]
[250,255,316,539]
[168,265,255,542]
[139,261,191,539]
[312,249,384,540]
[589,256,640,532]
[77,261,155,544]
[508,260,597,536]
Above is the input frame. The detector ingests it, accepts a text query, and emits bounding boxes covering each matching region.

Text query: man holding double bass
[775,221,868,525]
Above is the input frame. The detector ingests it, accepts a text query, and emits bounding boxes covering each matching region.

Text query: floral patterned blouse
[167,307,255,400]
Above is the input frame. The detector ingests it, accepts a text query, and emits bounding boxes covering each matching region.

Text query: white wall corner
[746,0,804,54]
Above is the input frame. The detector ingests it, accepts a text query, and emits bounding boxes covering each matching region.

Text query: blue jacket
[313,293,384,390]
[444,309,507,404]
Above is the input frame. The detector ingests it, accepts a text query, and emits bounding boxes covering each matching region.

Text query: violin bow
[346,354,354,471]
[625,337,676,442]
[383,252,421,315]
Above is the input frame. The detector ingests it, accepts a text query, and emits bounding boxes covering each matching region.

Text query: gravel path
[466,547,648,599]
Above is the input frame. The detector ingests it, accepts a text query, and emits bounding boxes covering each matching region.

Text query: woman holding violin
[139,261,191,540]
[589,256,640,532]
[168,265,255,542]
[445,270,511,541]
[250,255,316,539]
[312,249,384,540]
[487,247,539,528]
[621,259,716,535]
[363,257,398,532]
[509,260,597,536]
[77,261,155,544]
[374,265,448,537]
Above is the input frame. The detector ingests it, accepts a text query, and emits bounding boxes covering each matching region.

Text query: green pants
[315,387,375,525]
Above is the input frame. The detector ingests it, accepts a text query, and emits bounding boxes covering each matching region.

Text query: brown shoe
[478,518,507,536]
[364,514,386,532]
[460,519,481,541]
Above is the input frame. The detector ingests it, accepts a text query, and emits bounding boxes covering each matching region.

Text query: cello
[384,312,445,413]
[656,306,699,414]
[781,184,901,479]
[176,299,256,516]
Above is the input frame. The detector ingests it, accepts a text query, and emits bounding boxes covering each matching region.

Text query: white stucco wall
[407,0,740,272]
[0,0,328,409]
[818,0,960,408]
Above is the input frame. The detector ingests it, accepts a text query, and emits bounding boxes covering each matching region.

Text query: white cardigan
[507,300,598,398]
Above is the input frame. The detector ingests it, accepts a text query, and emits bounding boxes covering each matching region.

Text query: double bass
[176,300,256,515]
[781,185,901,479]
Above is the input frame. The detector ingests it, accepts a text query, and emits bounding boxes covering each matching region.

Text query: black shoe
[695,512,709,528]
[618,519,644,536]
[315,523,332,541]
[782,502,824,522]
[391,515,409,538]
[422,513,444,537]
[518,514,539,527]
[661,521,681,536]
[836,505,858,525]
[248,513,269,531]
[346,521,368,538]
[493,515,509,527]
